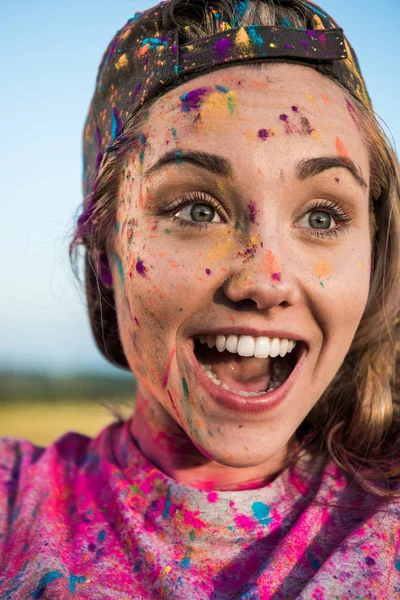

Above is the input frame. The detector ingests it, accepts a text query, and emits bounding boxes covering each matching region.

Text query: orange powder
[335,137,349,158]
[314,261,334,279]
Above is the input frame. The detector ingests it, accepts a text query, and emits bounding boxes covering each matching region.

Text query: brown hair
[71,0,400,499]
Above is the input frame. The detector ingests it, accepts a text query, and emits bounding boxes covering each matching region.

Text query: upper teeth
[195,335,297,359]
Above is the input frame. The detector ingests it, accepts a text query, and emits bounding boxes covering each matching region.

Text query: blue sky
[1,0,399,375]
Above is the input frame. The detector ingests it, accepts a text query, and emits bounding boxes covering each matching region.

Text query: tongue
[210,352,272,394]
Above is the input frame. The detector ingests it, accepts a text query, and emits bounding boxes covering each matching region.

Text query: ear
[94,250,113,288]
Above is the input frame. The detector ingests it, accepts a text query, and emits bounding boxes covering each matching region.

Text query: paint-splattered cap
[79,0,372,369]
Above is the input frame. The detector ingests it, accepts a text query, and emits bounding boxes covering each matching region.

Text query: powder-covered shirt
[0,418,399,599]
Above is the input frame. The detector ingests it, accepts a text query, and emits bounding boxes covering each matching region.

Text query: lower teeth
[199,363,286,396]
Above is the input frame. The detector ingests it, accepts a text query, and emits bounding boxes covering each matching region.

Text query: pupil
[191,204,214,222]
[310,211,331,229]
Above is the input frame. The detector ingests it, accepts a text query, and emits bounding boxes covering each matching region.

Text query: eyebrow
[143,149,368,189]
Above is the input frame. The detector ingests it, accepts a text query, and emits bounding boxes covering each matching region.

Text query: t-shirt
[0,417,399,599]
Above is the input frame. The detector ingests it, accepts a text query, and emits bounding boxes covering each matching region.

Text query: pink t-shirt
[0,417,399,599]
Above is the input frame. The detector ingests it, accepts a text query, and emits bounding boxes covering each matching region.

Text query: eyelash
[162,191,353,239]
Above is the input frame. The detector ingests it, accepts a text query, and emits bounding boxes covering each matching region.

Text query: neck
[129,387,291,491]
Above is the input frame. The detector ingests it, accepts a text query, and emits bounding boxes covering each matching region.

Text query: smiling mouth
[192,338,302,397]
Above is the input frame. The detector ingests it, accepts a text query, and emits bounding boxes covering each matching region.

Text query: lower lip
[188,342,308,414]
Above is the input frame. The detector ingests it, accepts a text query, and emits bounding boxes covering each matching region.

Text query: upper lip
[190,327,308,347]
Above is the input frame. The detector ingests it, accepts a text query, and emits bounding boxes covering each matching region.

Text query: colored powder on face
[182,377,189,399]
[180,87,211,113]
[251,502,272,526]
[114,253,124,284]
[162,348,176,389]
[301,116,314,135]
[205,268,212,275]
[136,258,148,278]
[174,150,183,164]
[335,177,340,183]
[262,250,282,278]
[248,201,258,224]
[206,231,235,260]
[272,272,281,281]
[321,94,330,104]
[167,389,180,421]
[335,137,349,158]
[257,128,274,140]
[292,106,298,112]
[216,85,229,94]
[279,113,298,135]
[171,127,178,141]
[115,221,120,234]
[199,90,237,123]
[314,261,334,279]
[345,98,361,131]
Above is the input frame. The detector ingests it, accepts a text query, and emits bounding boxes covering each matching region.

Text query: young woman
[1,0,399,598]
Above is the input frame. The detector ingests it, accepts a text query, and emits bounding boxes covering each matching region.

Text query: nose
[222,249,301,311]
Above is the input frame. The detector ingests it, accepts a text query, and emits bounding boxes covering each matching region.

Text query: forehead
[146,63,358,135]
[138,63,369,181]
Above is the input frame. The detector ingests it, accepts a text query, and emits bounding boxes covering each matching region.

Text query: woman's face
[111,63,371,470]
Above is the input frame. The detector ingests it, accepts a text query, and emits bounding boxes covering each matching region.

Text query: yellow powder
[199,90,238,123]
[235,27,250,48]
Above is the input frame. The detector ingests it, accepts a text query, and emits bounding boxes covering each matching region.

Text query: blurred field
[0,400,133,446]
[0,371,136,446]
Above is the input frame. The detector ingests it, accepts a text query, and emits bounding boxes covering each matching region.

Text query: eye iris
[191,204,214,222]
[309,211,331,230]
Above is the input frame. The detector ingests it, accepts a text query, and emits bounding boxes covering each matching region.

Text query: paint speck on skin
[162,348,176,389]
[257,128,274,140]
[314,261,334,279]
[358,262,363,270]
[182,377,189,399]
[335,137,349,158]
[205,268,212,275]
[345,98,361,131]
[248,201,258,224]
[272,272,281,281]
[252,502,272,526]
[136,258,148,278]
[335,177,340,183]
[114,253,124,284]
[180,87,211,112]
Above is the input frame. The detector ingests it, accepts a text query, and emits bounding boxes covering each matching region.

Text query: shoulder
[0,432,92,527]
